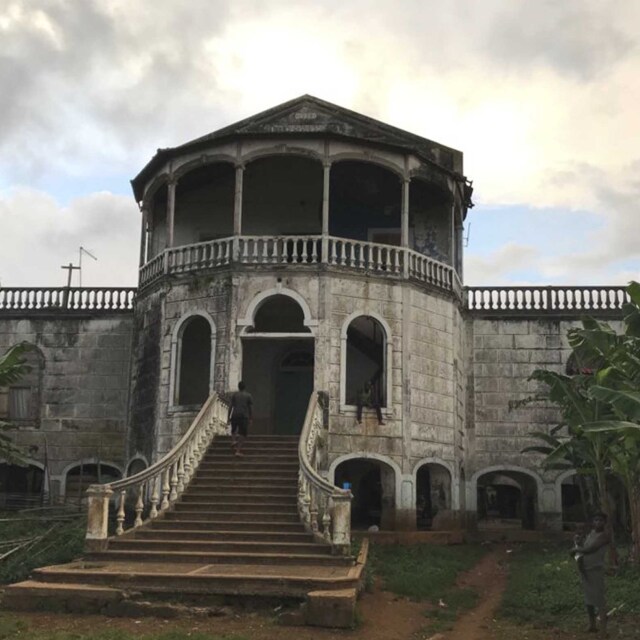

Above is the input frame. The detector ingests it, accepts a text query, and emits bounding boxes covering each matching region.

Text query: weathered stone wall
[467,315,624,529]
[0,314,133,499]
[145,275,232,457]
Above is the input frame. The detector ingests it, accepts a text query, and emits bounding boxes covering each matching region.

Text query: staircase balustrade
[85,392,229,551]
[298,391,352,555]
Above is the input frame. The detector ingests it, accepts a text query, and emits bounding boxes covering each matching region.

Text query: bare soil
[5,548,639,639]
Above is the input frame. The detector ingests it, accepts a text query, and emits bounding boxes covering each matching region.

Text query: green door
[274,369,314,435]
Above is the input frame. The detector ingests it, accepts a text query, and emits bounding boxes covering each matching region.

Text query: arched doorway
[274,350,314,435]
[334,458,396,530]
[241,293,314,435]
[415,463,452,530]
[476,469,538,530]
[0,463,44,509]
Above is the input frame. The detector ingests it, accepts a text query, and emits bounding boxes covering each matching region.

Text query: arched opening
[177,316,212,406]
[126,458,148,477]
[64,463,121,504]
[476,469,538,530]
[252,295,310,333]
[345,315,386,407]
[174,163,235,245]
[243,156,323,235]
[0,463,44,509]
[241,294,314,435]
[409,179,453,265]
[416,463,452,530]
[329,161,401,244]
[334,458,396,530]
[561,474,588,529]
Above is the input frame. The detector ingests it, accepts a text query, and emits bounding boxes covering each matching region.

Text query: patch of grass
[370,543,485,601]
[370,544,485,633]
[501,543,640,630]
[0,616,249,640]
[0,516,85,584]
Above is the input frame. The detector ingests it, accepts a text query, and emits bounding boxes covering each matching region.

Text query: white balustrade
[0,287,136,311]
[327,237,404,274]
[84,392,228,551]
[466,286,629,313]
[238,236,322,265]
[298,392,352,554]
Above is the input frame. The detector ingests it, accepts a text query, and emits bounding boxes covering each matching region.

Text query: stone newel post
[331,492,352,555]
[85,485,113,552]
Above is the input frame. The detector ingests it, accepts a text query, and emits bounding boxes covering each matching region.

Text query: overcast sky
[1,0,639,288]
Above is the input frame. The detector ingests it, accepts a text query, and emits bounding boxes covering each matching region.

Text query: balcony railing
[466,286,629,314]
[0,287,136,312]
[139,235,460,298]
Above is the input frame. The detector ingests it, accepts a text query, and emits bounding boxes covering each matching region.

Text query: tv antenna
[79,246,98,287]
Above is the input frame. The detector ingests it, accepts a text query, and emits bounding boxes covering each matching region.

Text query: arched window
[345,315,386,406]
[177,316,212,406]
[415,463,452,530]
[64,462,121,504]
[0,345,44,428]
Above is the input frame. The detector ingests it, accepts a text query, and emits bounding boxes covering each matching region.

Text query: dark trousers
[357,402,383,424]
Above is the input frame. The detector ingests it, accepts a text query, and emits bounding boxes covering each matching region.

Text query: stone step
[179,494,297,505]
[207,444,298,453]
[1,580,124,614]
[86,549,352,566]
[108,539,332,556]
[197,462,299,472]
[193,472,298,483]
[187,483,297,493]
[30,562,358,599]
[134,529,312,543]
[148,519,306,532]
[173,501,297,512]
[216,436,299,442]
[163,510,300,523]
[201,456,299,465]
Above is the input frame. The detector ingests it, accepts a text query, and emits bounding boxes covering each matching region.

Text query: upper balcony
[132,96,472,300]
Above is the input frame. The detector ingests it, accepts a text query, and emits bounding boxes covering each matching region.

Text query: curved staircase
[2,435,362,614]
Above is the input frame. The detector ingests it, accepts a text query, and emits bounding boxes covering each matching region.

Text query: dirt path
[440,546,509,640]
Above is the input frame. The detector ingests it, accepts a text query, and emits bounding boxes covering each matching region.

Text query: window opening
[346,315,385,406]
[178,316,212,405]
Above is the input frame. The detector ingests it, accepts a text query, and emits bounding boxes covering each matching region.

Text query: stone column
[401,177,410,278]
[233,164,244,261]
[85,485,113,552]
[138,205,148,267]
[166,178,177,248]
[321,161,331,263]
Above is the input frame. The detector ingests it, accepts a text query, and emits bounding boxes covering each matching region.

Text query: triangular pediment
[182,96,448,164]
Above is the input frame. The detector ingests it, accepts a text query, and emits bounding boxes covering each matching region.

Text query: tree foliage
[521,282,640,563]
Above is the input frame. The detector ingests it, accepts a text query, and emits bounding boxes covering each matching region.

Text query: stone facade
[0,96,627,531]
[0,313,133,499]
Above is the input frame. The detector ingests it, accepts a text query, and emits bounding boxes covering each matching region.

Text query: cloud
[1,0,640,286]
[0,188,139,287]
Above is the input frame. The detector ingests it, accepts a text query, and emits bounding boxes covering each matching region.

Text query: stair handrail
[84,392,229,551]
[298,391,352,555]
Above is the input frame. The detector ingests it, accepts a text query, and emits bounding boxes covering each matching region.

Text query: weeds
[370,543,485,632]
[0,516,85,584]
[0,616,250,640]
[501,543,640,630]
